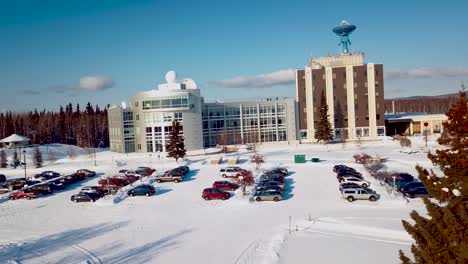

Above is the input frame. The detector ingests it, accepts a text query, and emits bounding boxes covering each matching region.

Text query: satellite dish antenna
[182,78,198,89]
[165,70,177,83]
[332,20,357,54]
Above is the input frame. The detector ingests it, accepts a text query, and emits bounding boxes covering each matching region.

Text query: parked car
[27,184,53,195]
[0,184,9,194]
[256,181,284,191]
[124,170,142,177]
[118,169,128,174]
[333,165,352,173]
[81,186,105,197]
[336,170,362,178]
[399,181,425,193]
[341,188,379,202]
[72,172,88,181]
[0,174,6,183]
[26,179,42,186]
[403,187,429,198]
[5,179,26,190]
[253,190,283,202]
[71,192,100,203]
[219,167,248,178]
[339,182,363,190]
[48,180,66,191]
[256,185,283,194]
[76,169,96,177]
[175,166,190,175]
[31,174,48,182]
[258,178,285,189]
[201,188,230,200]
[9,190,38,200]
[266,168,288,176]
[262,171,286,179]
[128,184,156,197]
[136,166,156,176]
[212,181,239,191]
[155,170,183,183]
[339,177,370,187]
[41,171,61,180]
[10,161,26,168]
[337,173,364,182]
[385,173,414,187]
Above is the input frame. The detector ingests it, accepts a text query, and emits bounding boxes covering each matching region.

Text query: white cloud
[78,75,114,91]
[211,69,296,88]
[385,67,468,81]
[50,75,114,93]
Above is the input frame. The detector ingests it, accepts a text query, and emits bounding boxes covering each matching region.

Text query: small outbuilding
[0,134,31,149]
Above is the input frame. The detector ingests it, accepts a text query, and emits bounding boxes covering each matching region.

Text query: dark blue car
[128,184,156,197]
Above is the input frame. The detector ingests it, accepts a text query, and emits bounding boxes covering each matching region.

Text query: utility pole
[23,150,27,178]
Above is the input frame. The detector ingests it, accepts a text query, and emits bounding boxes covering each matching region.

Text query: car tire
[204,196,210,200]
[362,183,368,187]
[174,179,179,183]
[130,193,134,197]
[145,193,150,197]
[273,197,280,202]
[74,199,78,203]
[256,197,262,202]
[221,196,226,200]
[156,179,161,183]
[347,196,355,202]
[27,196,32,200]
[222,174,227,178]
[369,196,376,202]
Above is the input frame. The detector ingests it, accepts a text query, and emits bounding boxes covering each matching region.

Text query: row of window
[142,95,192,110]
[144,112,183,123]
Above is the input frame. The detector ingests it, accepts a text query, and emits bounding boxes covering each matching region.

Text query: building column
[367,64,377,138]
[325,67,335,135]
[257,104,261,143]
[239,104,244,144]
[346,65,356,140]
[275,102,279,141]
[304,67,314,141]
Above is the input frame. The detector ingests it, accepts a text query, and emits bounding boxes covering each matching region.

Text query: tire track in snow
[70,245,102,264]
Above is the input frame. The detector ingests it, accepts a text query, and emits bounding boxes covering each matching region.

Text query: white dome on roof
[165,71,177,83]
[182,78,198,89]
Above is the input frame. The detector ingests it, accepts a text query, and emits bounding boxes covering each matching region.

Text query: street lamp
[23,150,27,178]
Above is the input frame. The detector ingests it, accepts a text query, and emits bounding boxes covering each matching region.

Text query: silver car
[253,190,283,202]
[341,188,379,202]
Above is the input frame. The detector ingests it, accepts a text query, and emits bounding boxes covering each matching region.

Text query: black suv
[27,184,53,195]
[128,184,156,197]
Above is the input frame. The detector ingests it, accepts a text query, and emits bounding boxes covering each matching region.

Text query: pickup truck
[155,170,184,183]
[341,188,379,202]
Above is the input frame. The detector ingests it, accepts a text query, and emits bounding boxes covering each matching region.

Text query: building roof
[0,134,30,143]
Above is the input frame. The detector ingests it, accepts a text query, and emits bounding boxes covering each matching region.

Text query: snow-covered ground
[0,136,439,264]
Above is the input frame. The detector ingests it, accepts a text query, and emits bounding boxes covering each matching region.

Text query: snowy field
[0,136,439,264]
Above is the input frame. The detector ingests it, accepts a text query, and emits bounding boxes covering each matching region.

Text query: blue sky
[1,0,467,111]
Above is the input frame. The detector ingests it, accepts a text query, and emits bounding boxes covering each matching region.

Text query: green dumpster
[294,154,306,163]
[311,157,320,162]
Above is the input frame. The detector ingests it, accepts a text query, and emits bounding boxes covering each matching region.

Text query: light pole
[23,150,27,178]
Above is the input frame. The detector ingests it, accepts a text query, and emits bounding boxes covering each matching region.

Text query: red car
[212,181,239,191]
[202,188,230,200]
[9,191,38,200]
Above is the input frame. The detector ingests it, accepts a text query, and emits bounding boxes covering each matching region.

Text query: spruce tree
[399,89,468,264]
[165,121,186,162]
[12,151,19,165]
[0,150,7,168]
[33,146,43,168]
[314,90,334,143]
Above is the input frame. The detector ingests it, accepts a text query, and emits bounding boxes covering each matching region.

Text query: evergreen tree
[0,150,7,168]
[12,150,19,164]
[33,146,43,168]
[314,90,334,143]
[165,121,186,162]
[399,89,468,264]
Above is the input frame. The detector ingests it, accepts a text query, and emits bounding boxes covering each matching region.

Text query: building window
[333,73,336,79]
[136,114,139,121]
[135,102,139,107]
[376,114,380,120]
[138,144,141,150]
[365,116,369,120]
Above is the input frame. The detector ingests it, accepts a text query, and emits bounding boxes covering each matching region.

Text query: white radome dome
[165,70,177,83]
[182,78,198,89]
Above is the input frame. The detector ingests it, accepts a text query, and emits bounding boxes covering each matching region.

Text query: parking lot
[0,141,431,263]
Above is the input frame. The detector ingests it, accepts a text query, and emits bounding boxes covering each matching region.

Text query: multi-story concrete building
[296,53,386,142]
[108,71,298,153]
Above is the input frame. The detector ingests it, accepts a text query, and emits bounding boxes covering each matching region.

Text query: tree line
[0,102,109,148]
[384,93,467,114]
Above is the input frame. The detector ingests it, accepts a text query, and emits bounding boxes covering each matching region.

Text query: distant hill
[384,92,465,114]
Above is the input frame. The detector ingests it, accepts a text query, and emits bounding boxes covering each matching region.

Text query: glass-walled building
[108,71,298,153]
[202,99,297,148]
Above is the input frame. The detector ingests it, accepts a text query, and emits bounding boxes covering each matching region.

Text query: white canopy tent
[0,134,30,148]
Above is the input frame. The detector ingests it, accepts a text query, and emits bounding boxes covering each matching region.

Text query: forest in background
[384,92,467,114]
[0,103,109,148]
